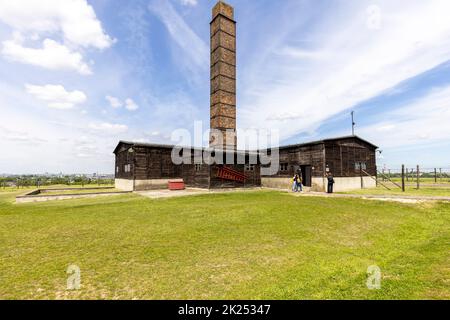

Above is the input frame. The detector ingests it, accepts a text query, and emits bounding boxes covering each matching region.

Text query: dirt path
[290,191,450,203]
[136,188,263,199]
[137,187,450,203]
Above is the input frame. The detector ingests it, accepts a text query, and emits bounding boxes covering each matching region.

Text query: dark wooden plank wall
[115,138,376,184]
[115,148,134,179]
[182,163,210,188]
[133,147,181,180]
[209,164,262,189]
[266,144,325,178]
[325,138,377,177]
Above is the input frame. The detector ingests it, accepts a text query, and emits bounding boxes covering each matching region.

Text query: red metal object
[216,166,247,183]
[168,180,185,190]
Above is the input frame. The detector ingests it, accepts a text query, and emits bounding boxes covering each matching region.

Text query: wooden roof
[113,141,259,156]
[114,135,378,155]
[277,135,379,150]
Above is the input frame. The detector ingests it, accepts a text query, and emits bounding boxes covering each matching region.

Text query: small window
[116,166,119,174]
[280,163,289,172]
[195,164,202,172]
[355,162,367,171]
[124,164,131,173]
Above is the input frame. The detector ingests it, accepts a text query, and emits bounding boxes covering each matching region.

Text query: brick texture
[210,116,236,129]
[211,16,236,37]
[210,1,236,150]
[211,31,235,52]
[212,1,234,20]
[211,104,236,119]
[211,62,235,79]
[211,47,235,66]
[211,75,235,94]
[211,91,236,107]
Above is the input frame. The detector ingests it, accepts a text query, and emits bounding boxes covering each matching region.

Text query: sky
[0,0,450,174]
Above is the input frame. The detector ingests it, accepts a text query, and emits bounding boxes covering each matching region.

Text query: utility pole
[351,111,356,136]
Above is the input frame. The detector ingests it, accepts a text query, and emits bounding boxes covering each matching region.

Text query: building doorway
[300,165,312,187]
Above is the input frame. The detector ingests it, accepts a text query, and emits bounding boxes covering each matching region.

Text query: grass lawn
[38,188,120,196]
[388,177,450,185]
[341,185,450,197]
[0,190,449,300]
[0,185,115,194]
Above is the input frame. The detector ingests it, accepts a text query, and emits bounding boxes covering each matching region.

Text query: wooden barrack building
[113,1,378,192]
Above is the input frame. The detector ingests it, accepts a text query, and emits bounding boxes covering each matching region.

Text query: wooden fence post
[416,165,420,190]
[435,168,437,183]
[402,165,405,192]
[376,166,378,187]
[360,165,364,189]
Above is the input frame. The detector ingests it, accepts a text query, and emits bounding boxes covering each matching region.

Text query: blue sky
[0,0,449,174]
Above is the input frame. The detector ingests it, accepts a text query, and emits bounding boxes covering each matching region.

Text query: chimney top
[212,1,234,20]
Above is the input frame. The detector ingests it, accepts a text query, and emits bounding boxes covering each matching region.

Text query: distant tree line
[0,175,114,188]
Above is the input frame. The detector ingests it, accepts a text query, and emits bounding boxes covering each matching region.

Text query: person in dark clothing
[327,173,335,193]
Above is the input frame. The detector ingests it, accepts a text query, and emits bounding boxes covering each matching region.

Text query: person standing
[327,173,335,193]
[297,174,303,192]
[292,174,298,192]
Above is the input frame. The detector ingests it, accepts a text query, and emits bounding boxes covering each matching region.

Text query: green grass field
[38,188,120,196]
[388,177,450,185]
[0,190,448,300]
[0,184,115,193]
[341,185,450,197]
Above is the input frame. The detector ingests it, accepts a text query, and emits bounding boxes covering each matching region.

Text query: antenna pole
[351,111,355,136]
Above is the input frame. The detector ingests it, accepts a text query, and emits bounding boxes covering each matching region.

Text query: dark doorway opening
[300,165,312,187]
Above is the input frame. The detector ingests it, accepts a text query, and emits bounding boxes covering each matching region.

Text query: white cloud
[25,84,87,109]
[277,47,328,60]
[148,0,208,82]
[3,35,92,74]
[0,125,47,145]
[89,122,128,134]
[0,0,114,74]
[125,98,139,111]
[0,0,114,49]
[239,0,450,144]
[376,124,396,133]
[105,95,123,108]
[358,85,450,149]
[180,0,198,6]
[106,96,139,111]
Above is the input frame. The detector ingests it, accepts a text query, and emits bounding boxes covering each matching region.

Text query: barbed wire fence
[377,166,450,191]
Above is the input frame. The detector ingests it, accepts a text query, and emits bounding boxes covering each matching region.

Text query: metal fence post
[402,165,405,192]
[416,165,420,189]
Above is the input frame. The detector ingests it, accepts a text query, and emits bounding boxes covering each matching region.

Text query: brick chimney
[210,1,237,151]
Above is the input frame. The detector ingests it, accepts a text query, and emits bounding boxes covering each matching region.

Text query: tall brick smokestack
[210,1,237,151]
